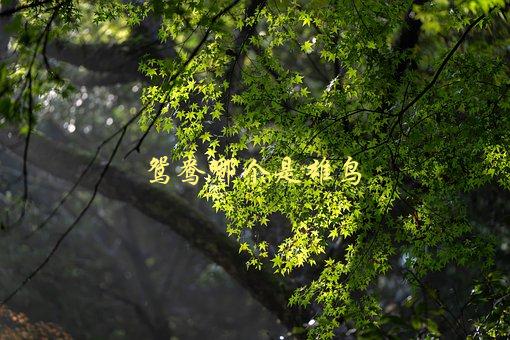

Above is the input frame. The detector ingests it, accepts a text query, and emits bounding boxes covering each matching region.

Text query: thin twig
[24,106,146,239]
[2,126,128,305]
[17,72,34,223]
[0,0,52,17]
[124,0,242,159]
[11,4,62,227]
[396,13,486,121]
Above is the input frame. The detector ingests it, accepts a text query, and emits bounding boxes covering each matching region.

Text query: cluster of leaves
[4,0,510,338]
[470,271,510,338]
[0,0,79,129]
[123,0,510,337]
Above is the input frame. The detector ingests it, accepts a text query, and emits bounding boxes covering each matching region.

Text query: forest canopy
[1,0,510,338]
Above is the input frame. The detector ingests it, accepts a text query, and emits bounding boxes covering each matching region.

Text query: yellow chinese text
[342,156,361,185]
[306,157,332,184]
[275,156,301,183]
[242,159,270,185]
[148,156,170,185]
[178,155,205,185]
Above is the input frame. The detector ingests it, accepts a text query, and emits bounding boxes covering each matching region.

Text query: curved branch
[398,12,486,117]
[0,130,307,331]
[45,39,175,82]
[0,0,52,17]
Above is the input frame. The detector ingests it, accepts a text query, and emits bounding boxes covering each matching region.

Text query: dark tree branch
[124,0,243,158]
[25,107,146,239]
[14,4,61,226]
[0,1,176,85]
[63,70,145,87]
[397,12,486,118]
[224,0,267,116]
[45,39,175,82]
[348,10,488,157]
[1,126,128,305]
[386,10,486,138]
[0,0,52,17]
[17,71,33,223]
[0,131,307,331]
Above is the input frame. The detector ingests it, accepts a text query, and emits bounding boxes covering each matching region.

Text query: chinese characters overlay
[149,155,362,186]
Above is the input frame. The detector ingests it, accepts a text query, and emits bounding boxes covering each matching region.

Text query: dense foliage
[2,0,510,338]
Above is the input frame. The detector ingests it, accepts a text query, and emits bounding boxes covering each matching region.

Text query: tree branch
[1,126,127,305]
[398,12,486,117]
[45,39,176,83]
[0,130,307,331]
[0,0,52,17]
